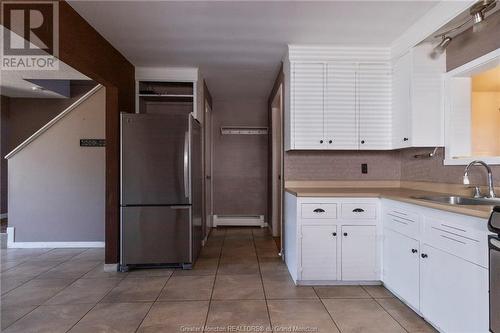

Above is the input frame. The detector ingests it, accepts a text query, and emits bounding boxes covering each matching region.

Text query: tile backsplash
[284,150,401,180]
[400,148,500,186]
[285,147,500,186]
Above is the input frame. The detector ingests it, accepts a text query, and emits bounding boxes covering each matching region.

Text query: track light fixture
[429,36,453,59]
[429,0,496,58]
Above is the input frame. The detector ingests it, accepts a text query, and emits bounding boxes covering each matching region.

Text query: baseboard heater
[213,215,267,227]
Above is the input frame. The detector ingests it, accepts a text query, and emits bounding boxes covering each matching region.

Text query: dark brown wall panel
[58,2,135,264]
[0,96,8,215]
[446,10,500,71]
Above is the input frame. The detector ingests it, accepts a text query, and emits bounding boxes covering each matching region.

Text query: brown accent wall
[446,10,500,71]
[0,96,8,215]
[285,150,401,181]
[212,99,268,220]
[58,2,135,264]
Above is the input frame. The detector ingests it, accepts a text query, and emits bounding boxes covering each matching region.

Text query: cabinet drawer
[384,208,419,238]
[301,203,337,219]
[341,203,377,219]
[423,217,487,267]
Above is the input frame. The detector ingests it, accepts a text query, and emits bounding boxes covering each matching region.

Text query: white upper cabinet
[391,43,446,148]
[292,62,326,149]
[358,63,392,149]
[325,63,358,149]
[284,44,444,151]
[391,52,412,148]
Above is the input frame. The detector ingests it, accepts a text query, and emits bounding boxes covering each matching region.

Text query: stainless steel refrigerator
[120,113,202,270]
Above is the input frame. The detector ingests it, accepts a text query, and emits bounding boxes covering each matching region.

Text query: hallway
[1,227,434,332]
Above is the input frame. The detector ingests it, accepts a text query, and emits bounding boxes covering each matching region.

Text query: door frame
[268,63,285,254]
[203,82,214,242]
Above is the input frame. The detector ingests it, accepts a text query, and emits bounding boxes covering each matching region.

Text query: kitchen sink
[411,195,500,206]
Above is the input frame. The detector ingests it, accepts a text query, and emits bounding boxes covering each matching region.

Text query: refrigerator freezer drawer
[121,206,191,266]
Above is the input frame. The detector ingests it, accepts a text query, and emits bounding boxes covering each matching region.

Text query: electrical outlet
[361,163,368,174]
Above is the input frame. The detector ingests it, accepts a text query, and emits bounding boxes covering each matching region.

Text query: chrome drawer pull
[352,208,365,213]
[313,208,325,213]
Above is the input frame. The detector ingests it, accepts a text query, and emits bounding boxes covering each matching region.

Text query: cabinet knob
[320,140,324,144]
[332,232,337,237]
[361,140,365,144]
[411,249,418,254]
[421,253,428,258]
[329,140,333,144]
[403,138,409,141]
[343,232,348,237]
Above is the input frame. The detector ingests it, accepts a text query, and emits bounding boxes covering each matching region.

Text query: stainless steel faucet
[463,160,497,198]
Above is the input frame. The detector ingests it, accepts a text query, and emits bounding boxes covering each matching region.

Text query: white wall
[8,86,105,242]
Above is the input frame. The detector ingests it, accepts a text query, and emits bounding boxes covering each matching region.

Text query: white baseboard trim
[104,264,118,272]
[0,213,7,219]
[213,215,267,228]
[6,227,104,248]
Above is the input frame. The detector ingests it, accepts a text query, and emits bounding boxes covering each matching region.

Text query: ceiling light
[470,0,496,32]
[430,36,452,59]
[31,86,46,92]
[472,11,485,24]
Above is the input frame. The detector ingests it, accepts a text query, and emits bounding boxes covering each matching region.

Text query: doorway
[204,103,214,239]
[270,84,284,248]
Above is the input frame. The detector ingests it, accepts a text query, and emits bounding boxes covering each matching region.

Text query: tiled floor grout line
[2,248,93,296]
[314,288,343,333]
[132,270,175,333]
[2,248,98,331]
[360,285,411,333]
[63,268,129,333]
[1,248,55,273]
[251,228,274,332]
[202,227,226,333]
[372,297,411,333]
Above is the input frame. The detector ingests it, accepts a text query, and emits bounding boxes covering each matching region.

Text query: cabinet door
[391,52,412,149]
[341,225,377,280]
[292,62,325,149]
[301,225,337,280]
[383,228,419,310]
[324,63,358,149]
[420,244,489,333]
[358,63,392,149]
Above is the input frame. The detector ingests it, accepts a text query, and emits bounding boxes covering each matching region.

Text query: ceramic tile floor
[0,227,436,332]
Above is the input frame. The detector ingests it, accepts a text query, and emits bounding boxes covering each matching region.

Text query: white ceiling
[69,1,439,102]
[0,62,90,98]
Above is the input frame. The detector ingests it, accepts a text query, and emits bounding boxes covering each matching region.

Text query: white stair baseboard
[6,227,104,248]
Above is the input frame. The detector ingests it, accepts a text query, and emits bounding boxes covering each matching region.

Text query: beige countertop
[285,187,495,219]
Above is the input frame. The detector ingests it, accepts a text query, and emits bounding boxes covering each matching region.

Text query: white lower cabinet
[286,195,490,333]
[341,225,377,280]
[301,225,337,280]
[420,244,489,333]
[383,228,420,310]
[382,200,491,333]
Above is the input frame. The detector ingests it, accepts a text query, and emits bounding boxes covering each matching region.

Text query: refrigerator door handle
[183,131,189,199]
